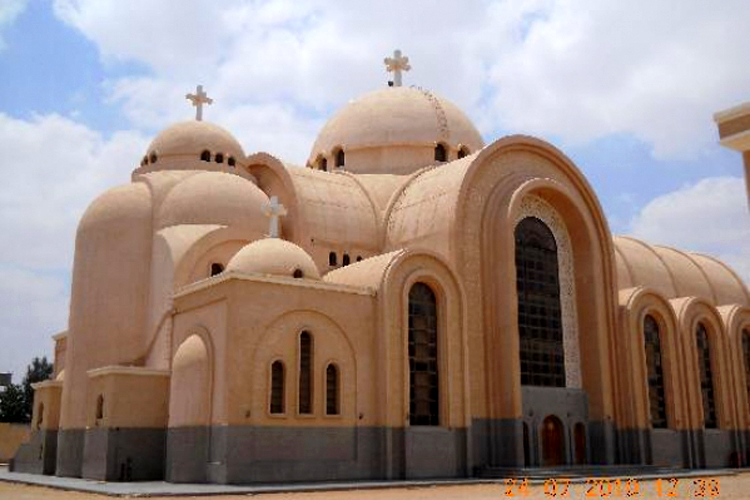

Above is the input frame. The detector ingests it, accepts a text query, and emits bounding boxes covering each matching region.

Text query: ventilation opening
[356,256,362,262]
[457,146,469,159]
[293,268,304,279]
[200,150,211,162]
[335,148,345,168]
[434,143,447,162]
[215,153,224,164]
[210,263,224,276]
[96,394,104,421]
[227,156,236,167]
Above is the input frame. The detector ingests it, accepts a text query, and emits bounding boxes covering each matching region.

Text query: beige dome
[158,171,268,232]
[309,87,484,174]
[142,121,245,169]
[227,238,321,280]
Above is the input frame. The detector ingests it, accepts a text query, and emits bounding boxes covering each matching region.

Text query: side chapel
[11,51,750,483]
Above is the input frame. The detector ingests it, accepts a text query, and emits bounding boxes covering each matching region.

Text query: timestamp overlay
[503,476,721,498]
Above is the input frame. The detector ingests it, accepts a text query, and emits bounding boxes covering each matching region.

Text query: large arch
[456,137,618,467]
[166,331,213,483]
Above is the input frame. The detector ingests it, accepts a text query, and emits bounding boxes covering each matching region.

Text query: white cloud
[0,113,148,377]
[50,0,750,163]
[630,176,750,284]
[0,0,28,51]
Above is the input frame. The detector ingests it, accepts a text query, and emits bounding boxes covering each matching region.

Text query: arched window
[320,157,328,172]
[149,151,158,164]
[342,254,351,266]
[299,332,313,414]
[326,364,339,415]
[408,282,439,425]
[457,146,470,159]
[434,143,447,162]
[335,148,345,168]
[210,263,224,276]
[293,268,304,279]
[215,153,224,164]
[644,315,667,428]
[742,329,750,404]
[96,394,104,420]
[356,256,362,262]
[200,150,211,162]
[270,361,285,414]
[141,156,148,167]
[515,217,565,387]
[329,252,337,267]
[36,403,44,429]
[696,323,717,428]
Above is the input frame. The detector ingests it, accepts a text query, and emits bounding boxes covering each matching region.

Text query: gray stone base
[166,425,467,484]
[10,430,57,475]
[82,427,165,481]
[55,429,84,478]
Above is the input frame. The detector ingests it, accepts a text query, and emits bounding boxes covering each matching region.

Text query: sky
[0,0,749,379]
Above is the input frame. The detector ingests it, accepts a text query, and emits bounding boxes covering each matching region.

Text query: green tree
[0,357,53,423]
[0,383,27,423]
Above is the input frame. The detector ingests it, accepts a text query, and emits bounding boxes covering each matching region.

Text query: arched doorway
[574,422,586,465]
[542,415,565,466]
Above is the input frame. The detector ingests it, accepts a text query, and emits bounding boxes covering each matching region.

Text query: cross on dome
[384,49,411,87]
[186,84,213,121]
[262,196,287,238]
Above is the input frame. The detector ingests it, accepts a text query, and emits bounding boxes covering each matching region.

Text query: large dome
[139,121,245,172]
[308,87,485,175]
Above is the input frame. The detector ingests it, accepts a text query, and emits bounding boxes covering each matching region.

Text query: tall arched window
[434,143,447,162]
[335,148,345,168]
[96,394,104,420]
[742,329,750,404]
[319,157,328,172]
[270,361,285,414]
[299,332,313,414]
[326,364,339,415]
[408,282,439,425]
[696,323,717,428]
[644,315,667,428]
[342,254,351,266]
[515,217,565,387]
[329,252,337,267]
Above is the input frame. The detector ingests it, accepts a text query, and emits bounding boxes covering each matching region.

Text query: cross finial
[384,49,411,87]
[262,196,287,238]
[185,84,213,121]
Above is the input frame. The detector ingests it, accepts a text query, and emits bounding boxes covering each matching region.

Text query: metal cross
[185,84,213,121]
[262,196,287,238]
[384,49,411,87]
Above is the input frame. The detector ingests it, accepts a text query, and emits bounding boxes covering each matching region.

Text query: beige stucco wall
[0,423,30,462]
[86,367,170,429]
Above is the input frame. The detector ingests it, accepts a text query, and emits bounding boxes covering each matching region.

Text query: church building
[11,51,750,483]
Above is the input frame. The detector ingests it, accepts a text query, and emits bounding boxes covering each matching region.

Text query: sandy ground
[0,474,738,500]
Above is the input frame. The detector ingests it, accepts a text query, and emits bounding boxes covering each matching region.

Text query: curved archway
[169,334,211,427]
[542,415,565,466]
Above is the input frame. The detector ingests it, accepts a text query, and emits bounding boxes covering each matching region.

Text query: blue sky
[0,0,749,378]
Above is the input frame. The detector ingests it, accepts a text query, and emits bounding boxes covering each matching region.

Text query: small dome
[227,238,320,280]
[158,171,268,233]
[309,87,484,174]
[142,121,245,170]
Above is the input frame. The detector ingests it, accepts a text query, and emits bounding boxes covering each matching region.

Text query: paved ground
[0,466,740,499]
